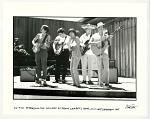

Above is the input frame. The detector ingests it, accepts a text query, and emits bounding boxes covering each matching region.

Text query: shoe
[105,83,110,87]
[40,79,47,86]
[105,83,112,88]
[62,79,66,83]
[40,80,44,86]
[35,77,41,84]
[53,80,59,83]
[35,78,39,84]
[58,79,61,82]
[82,80,86,84]
[101,83,109,90]
[99,82,104,87]
[103,85,110,90]
[76,85,81,88]
[35,78,42,84]
[88,80,94,85]
[43,81,48,86]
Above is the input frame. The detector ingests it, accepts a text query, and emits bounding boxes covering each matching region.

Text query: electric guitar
[80,34,92,56]
[90,26,123,56]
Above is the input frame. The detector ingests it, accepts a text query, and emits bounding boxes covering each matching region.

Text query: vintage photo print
[13,16,137,100]
[2,1,148,118]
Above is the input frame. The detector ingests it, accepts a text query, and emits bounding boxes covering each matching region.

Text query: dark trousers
[55,49,70,81]
[35,49,48,79]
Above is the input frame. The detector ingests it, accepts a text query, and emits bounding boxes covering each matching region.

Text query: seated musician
[89,22,113,89]
[53,28,71,83]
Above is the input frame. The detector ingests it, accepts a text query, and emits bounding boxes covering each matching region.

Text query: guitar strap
[85,34,92,43]
[63,36,67,44]
[90,34,92,39]
[62,36,67,48]
[42,34,48,44]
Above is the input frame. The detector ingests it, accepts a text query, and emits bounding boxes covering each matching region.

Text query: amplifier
[109,67,118,83]
[20,68,36,82]
[92,67,118,83]
[109,60,115,68]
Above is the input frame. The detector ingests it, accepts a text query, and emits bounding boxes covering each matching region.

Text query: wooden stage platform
[13,76,136,100]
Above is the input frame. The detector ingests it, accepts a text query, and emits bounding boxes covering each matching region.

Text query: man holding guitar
[89,22,114,89]
[80,23,97,84]
[32,25,51,86]
[53,28,70,83]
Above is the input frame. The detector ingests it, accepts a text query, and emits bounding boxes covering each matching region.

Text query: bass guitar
[90,26,123,56]
[80,34,92,56]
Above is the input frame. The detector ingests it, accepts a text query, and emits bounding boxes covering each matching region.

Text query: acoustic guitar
[32,34,48,53]
[90,26,123,56]
[32,43,43,53]
[53,36,67,55]
[54,42,66,55]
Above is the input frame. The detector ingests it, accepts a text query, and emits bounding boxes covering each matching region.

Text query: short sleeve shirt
[80,33,94,55]
[91,33,109,54]
[54,35,70,49]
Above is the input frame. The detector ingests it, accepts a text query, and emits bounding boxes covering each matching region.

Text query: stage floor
[13,76,136,100]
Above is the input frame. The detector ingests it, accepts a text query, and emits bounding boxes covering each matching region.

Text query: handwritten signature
[125,104,138,109]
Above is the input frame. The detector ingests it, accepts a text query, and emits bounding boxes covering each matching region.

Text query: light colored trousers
[81,54,95,81]
[97,53,109,85]
[70,57,81,86]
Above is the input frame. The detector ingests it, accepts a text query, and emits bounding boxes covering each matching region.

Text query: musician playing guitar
[89,22,114,89]
[80,23,97,85]
[53,28,71,83]
[32,25,51,86]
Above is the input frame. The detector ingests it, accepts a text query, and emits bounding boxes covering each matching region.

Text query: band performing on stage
[31,22,114,89]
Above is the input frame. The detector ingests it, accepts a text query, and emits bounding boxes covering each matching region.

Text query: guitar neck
[110,26,122,35]
[111,29,118,35]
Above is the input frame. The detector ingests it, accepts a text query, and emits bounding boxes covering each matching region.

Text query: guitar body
[90,26,123,56]
[54,42,63,55]
[90,40,110,56]
[91,45,101,56]
[32,34,48,53]
[80,40,90,56]
[32,43,41,53]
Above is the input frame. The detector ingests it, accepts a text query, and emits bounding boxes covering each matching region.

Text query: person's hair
[41,25,49,33]
[68,28,77,36]
[75,30,80,37]
[57,28,65,34]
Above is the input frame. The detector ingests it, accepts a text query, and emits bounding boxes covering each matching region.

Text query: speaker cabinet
[92,67,118,83]
[20,68,36,82]
[109,68,118,83]
[109,60,115,68]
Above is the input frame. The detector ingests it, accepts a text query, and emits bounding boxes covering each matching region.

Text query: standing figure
[89,22,113,89]
[69,28,81,87]
[80,23,96,84]
[32,25,51,86]
[53,28,70,83]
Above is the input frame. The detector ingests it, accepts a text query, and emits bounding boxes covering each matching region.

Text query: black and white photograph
[2,1,149,118]
[13,16,137,100]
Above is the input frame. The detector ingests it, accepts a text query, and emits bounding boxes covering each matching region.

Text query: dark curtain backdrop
[13,17,85,56]
[13,17,136,78]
